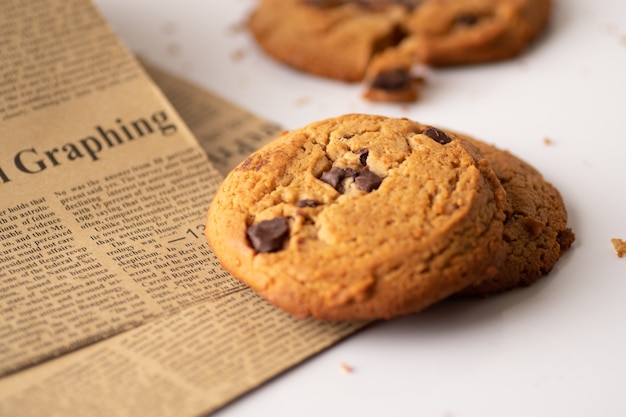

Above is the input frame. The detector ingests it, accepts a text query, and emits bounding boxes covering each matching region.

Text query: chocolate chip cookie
[458,136,575,296]
[248,0,551,102]
[401,0,553,66]
[206,114,507,320]
[248,0,407,82]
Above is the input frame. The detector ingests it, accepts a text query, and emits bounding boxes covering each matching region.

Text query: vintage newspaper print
[0,1,366,416]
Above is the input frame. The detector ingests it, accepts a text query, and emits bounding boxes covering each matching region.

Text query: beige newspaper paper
[0,1,366,415]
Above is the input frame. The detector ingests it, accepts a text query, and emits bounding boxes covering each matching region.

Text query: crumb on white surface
[294,96,311,107]
[166,42,181,56]
[231,47,246,61]
[543,137,552,145]
[161,21,178,35]
[339,363,353,374]
[611,238,626,258]
[228,20,247,35]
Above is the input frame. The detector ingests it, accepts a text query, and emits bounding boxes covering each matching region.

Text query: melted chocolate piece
[304,0,344,7]
[370,68,412,91]
[296,199,319,208]
[354,167,383,192]
[355,148,369,166]
[246,217,289,253]
[423,127,452,145]
[320,167,357,191]
[320,165,382,193]
[305,0,421,10]
[455,13,479,26]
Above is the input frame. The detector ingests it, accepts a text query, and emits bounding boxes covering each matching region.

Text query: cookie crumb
[228,20,247,34]
[231,48,246,61]
[611,238,626,258]
[339,363,353,374]
[605,24,618,36]
[543,137,552,145]
[161,21,178,35]
[166,42,182,57]
[294,96,311,107]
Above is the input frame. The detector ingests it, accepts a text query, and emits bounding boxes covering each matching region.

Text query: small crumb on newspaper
[611,238,626,258]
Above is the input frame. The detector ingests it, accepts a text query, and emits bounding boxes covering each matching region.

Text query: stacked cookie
[205,114,574,320]
[248,0,552,102]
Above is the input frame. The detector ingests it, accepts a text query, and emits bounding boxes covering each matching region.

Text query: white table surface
[94,1,626,416]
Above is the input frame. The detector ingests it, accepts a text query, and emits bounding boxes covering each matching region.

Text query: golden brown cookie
[401,0,552,66]
[206,114,507,320]
[248,0,407,82]
[458,137,575,296]
[248,0,552,102]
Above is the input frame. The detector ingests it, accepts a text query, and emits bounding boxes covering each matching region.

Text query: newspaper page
[0,0,227,377]
[0,1,366,416]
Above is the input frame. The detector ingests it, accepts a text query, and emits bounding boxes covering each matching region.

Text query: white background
[94,1,626,416]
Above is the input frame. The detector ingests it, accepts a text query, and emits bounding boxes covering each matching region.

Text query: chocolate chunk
[355,148,369,166]
[354,167,383,192]
[370,68,412,91]
[304,0,344,8]
[320,167,357,191]
[455,13,479,26]
[320,165,382,193]
[357,0,422,10]
[246,217,289,253]
[423,127,452,145]
[320,167,346,189]
[296,199,319,208]
[305,0,421,10]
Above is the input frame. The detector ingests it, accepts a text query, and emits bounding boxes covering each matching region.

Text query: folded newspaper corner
[0,1,366,415]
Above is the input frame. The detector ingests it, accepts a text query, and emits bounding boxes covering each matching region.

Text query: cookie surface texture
[206,114,507,320]
[458,136,575,296]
